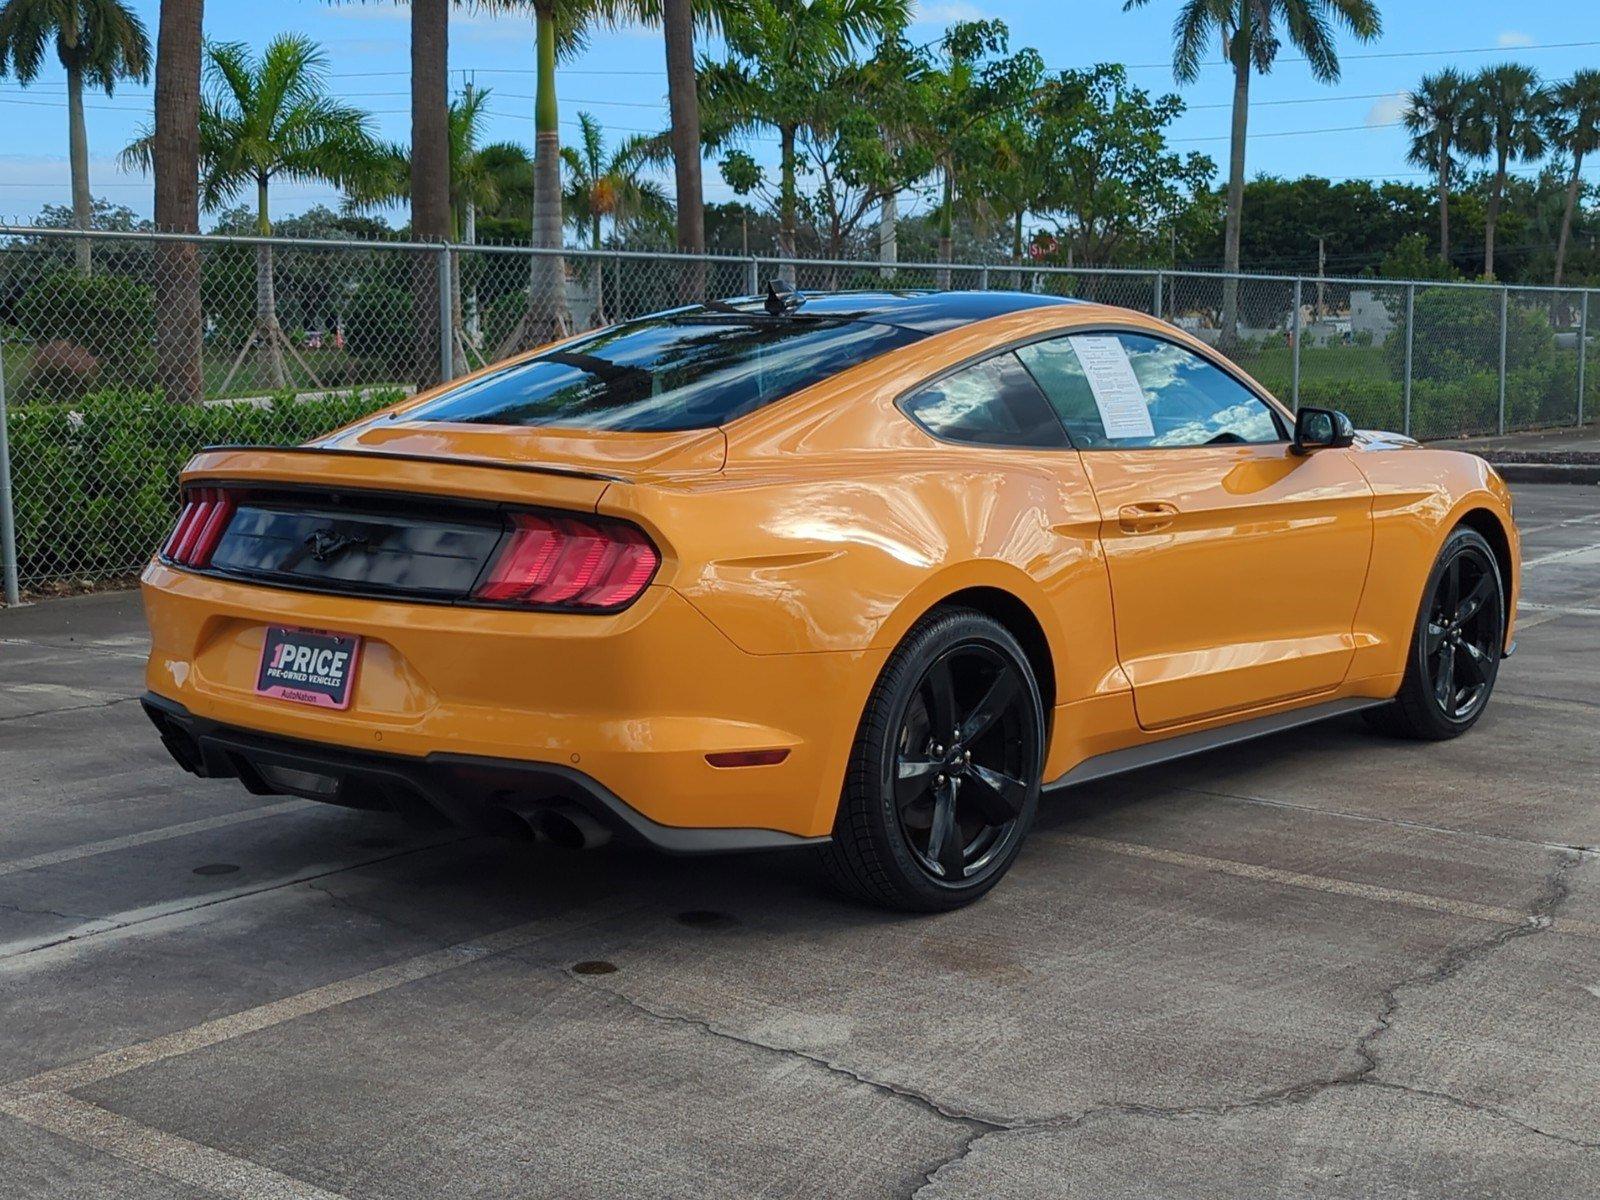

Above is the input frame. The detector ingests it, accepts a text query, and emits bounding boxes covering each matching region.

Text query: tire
[818,607,1046,912]
[1363,525,1505,741]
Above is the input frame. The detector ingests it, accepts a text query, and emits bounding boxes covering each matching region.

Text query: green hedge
[10,389,403,588]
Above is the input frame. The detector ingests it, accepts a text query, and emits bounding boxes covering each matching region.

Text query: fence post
[436,246,454,383]
[0,341,20,607]
[1153,271,1164,320]
[1403,283,1415,438]
[745,257,759,295]
[1579,291,1589,427]
[978,266,989,291]
[1497,287,1509,436]
[1291,278,1303,412]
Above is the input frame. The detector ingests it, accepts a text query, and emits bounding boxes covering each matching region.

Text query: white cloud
[1497,31,1535,48]
[1366,92,1409,127]
[911,1,988,27]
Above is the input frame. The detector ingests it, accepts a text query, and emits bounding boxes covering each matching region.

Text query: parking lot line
[0,900,640,1200]
[0,801,310,879]
[0,1091,347,1200]
[1063,835,1599,939]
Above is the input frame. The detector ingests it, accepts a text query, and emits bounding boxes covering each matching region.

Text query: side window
[1016,333,1285,449]
[900,352,1070,449]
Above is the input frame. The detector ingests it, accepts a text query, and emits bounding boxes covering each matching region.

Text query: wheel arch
[1454,505,1515,600]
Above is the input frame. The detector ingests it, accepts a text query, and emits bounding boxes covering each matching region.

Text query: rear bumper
[142,693,826,854]
[141,561,881,839]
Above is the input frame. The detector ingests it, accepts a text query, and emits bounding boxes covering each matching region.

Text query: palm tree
[150,0,203,403]
[1126,0,1382,343]
[126,36,382,390]
[1460,63,1546,280]
[563,111,673,250]
[701,0,909,274]
[1545,69,1600,287]
[622,0,713,300]
[410,0,451,385]
[562,111,671,322]
[0,0,149,272]
[350,88,530,371]
[481,0,593,350]
[1403,68,1468,267]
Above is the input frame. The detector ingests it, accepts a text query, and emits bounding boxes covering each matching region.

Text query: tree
[1031,64,1214,270]
[0,0,149,273]
[1544,69,1600,287]
[625,0,721,299]
[1126,0,1382,343]
[1460,63,1546,280]
[150,0,203,402]
[902,21,1041,283]
[484,0,592,350]
[1403,68,1468,266]
[350,88,530,371]
[410,0,450,385]
[701,0,909,276]
[713,48,928,267]
[126,35,382,390]
[562,111,671,321]
[562,112,672,251]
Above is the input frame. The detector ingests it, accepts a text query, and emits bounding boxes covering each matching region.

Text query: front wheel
[819,608,1045,912]
[1364,525,1505,741]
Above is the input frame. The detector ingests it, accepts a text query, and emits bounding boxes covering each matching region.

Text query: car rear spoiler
[178,445,621,514]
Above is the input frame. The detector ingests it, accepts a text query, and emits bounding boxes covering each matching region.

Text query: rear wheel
[1364,526,1505,741]
[819,608,1045,912]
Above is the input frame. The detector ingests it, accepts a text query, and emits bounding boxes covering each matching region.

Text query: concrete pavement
[1,484,1597,1199]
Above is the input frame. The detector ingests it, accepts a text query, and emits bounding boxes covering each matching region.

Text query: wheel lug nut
[936,774,946,785]
[934,745,944,756]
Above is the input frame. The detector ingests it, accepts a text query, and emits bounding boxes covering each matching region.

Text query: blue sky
[0,0,1596,228]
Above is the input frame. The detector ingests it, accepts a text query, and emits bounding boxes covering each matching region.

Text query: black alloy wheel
[1424,541,1501,722]
[893,643,1035,884]
[821,608,1045,911]
[1365,525,1505,741]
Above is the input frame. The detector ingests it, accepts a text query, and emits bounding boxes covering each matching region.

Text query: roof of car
[695,289,1085,334]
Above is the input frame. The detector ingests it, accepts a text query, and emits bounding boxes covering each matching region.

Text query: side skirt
[1044,697,1387,791]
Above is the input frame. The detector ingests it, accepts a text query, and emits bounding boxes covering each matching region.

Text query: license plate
[255,627,362,710]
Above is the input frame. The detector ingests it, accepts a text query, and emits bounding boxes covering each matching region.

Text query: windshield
[406,315,924,432]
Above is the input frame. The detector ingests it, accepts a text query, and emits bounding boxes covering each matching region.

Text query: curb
[1490,461,1600,486]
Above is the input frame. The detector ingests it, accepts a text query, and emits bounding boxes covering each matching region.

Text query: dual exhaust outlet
[498,799,613,851]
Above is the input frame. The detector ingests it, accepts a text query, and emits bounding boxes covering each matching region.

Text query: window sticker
[1068,335,1156,440]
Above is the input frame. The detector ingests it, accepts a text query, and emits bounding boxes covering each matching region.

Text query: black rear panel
[203,487,509,601]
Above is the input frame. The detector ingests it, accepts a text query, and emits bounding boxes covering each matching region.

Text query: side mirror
[1292,407,1355,454]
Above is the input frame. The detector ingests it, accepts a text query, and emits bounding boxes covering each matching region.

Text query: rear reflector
[161,487,239,568]
[705,749,791,768]
[474,512,659,611]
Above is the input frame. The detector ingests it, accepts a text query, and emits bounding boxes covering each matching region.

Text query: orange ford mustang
[141,289,1519,911]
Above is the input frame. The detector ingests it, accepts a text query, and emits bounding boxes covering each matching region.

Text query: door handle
[1117,502,1179,534]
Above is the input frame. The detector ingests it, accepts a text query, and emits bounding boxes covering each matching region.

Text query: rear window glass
[406,316,923,432]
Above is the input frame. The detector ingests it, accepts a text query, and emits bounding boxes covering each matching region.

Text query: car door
[1015,330,1373,731]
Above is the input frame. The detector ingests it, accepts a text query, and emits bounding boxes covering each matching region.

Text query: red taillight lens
[161,487,238,568]
[475,512,659,610]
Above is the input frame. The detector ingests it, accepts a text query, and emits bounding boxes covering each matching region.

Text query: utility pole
[1315,234,1327,322]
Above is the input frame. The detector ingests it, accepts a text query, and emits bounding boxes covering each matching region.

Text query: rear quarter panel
[599,312,1131,715]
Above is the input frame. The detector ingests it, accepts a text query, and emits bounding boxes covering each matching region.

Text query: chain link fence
[1,225,1595,601]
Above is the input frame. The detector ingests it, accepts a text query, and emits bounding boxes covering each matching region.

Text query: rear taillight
[161,486,238,568]
[474,512,659,611]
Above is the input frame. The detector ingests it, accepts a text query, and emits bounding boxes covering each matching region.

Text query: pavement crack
[573,976,1009,1133]
[1353,848,1582,1081]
